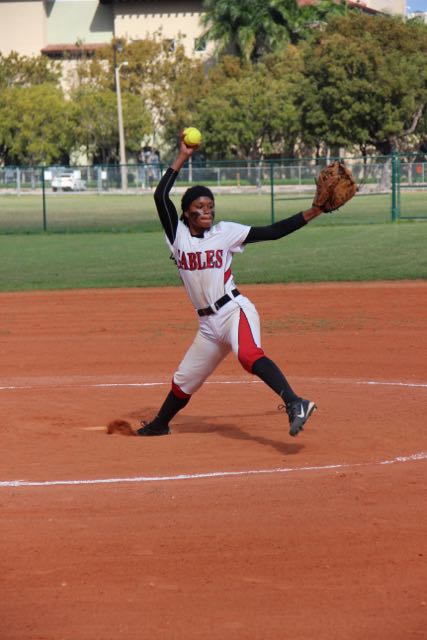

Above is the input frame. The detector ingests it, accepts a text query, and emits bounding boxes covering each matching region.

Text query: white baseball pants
[172,295,265,397]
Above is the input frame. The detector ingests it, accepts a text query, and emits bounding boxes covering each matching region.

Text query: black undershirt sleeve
[153,167,180,244]
[153,171,306,246]
[244,212,307,244]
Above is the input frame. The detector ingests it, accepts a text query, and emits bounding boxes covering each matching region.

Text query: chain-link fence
[0,154,425,233]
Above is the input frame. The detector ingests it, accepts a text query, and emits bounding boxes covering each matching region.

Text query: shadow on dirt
[127,408,305,455]
[176,414,304,456]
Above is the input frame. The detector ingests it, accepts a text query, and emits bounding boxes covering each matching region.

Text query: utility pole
[115,61,128,191]
[113,41,128,191]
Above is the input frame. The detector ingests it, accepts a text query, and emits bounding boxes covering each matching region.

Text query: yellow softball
[183,127,202,147]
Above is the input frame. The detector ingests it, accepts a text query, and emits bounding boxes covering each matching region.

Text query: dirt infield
[1,282,426,640]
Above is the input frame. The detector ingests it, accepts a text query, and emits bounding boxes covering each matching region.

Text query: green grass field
[0,190,425,233]
[0,220,425,292]
[0,188,425,291]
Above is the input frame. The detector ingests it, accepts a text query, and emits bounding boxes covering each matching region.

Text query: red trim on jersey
[172,380,191,399]
[224,268,231,284]
[237,310,265,373]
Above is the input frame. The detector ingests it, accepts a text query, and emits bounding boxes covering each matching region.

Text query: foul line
[0,378,426,392]
[1,452,426,489]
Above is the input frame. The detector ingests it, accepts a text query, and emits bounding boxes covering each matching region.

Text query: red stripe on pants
[172,380,191,399]
[238,310,264,373]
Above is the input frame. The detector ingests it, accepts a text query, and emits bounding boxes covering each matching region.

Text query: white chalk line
[0,377,426,392]
[1,452,426,489]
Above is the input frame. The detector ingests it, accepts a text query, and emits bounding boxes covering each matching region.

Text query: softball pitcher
[137,133,324,438]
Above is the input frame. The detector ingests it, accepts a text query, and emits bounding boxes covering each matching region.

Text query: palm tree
[201,0,285,62]
[269,0,348,45]
[201,0,348,61]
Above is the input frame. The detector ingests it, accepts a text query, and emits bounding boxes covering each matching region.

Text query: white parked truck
[51,171,86,192]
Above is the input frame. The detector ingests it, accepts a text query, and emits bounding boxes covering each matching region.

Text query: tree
[298,13,427,155]
[72,36,204,154]
[201,0,283,61]
[0,84,71,165]
[201,0,347,62]
[418,110,427,154]
[189,51,302,159]
[69,87,152,164]
[265,0,347,46]
[260,47,305,157]
[0,52,60,88]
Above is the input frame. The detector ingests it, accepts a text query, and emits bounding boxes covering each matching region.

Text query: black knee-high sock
[154,390,190,425]
[252,356,298,404]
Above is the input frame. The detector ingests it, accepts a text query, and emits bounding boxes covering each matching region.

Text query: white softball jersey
[166,218,250,310]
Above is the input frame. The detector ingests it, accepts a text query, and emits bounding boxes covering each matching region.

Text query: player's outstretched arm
[302,205,323,222]
[244,205,323,244]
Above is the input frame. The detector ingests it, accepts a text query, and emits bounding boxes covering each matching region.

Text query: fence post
[97,166,102,193]
[270,160,275,223]
[391,152,400,222]
[41,166,47,231]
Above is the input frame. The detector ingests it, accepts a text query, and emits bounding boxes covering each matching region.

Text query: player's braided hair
[180,185,215,226]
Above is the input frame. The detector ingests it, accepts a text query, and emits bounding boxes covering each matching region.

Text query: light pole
[115,60,128,191]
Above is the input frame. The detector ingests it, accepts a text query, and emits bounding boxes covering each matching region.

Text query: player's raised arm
[153,132,200,244]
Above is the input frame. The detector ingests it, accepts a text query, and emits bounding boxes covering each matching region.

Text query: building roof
[41,43,107,58]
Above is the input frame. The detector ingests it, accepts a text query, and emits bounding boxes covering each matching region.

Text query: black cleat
[136,420,171,437]
[281,398,317,437]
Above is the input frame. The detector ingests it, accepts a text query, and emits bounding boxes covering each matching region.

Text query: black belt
[197,289,240,317]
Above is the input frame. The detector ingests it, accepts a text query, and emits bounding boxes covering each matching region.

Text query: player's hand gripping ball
[183,127,202,147]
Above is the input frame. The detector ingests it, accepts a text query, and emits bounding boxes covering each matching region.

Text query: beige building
[0,0,209,58]
[349,0,406,12]
[408,10,427,21]
[113,0,208,57]
[299,0,407,13]
[0,1,47,57]
[0,0,408,60]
